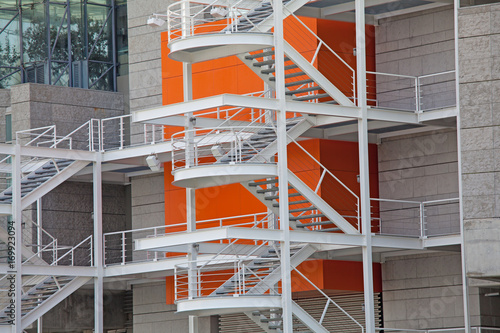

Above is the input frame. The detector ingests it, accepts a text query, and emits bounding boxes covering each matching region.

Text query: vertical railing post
[154,228,158,261]
[420,202,425,239]
[121,232,126,265]
[174,267,178,301]
[416,76,421,114]
[90,236,93,266]
[119,117,124,150]
[89,120,94,151]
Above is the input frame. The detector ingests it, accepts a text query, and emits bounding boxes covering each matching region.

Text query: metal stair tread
[290,213,325,221]
[265,192,301,200]
[261,64,298,74]
[296,220,336,228]
[292,93,330,101]
[285,85,322,96]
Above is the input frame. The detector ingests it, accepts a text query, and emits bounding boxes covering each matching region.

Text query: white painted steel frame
[355,0,376,331]
[273,0,293,330]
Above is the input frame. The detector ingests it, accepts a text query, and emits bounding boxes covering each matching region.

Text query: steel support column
[37,198,43,333]
[183,50,199,331]
[93,156,104,333]
[355,0,376,331]
[12,144,22,333]
[454,0,470,329]
[273,0,293,331]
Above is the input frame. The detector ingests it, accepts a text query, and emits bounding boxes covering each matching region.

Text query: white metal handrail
[52,235,93,266]
[376,327,500,333]
[372,197,460,238]
[171,124,278,171]
[167,0,268,42]
[367,70,456,113]
[288,136,360,231]
[103,212,271,266]
[174,256,281,301]
[52,118,100,151]
[287,12,356,101]
[16,125,57,147]
[292,266,364,332]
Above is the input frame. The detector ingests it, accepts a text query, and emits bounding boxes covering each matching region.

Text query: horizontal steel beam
[20,146,97,161]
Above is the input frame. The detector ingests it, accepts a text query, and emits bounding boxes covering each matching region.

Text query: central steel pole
[273,0,293,331]
[355,0,376,332]
[94,154,104,333]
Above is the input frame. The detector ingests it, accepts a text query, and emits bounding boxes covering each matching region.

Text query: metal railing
[174,256,281,301]
[292,266,364,332]
[367,71,456,112]
[376,327,500,333]
[371,197,460,238]
[15,125,58,148]
[53,119,101,151]
[288,137,360,231]
[52,235,93,267]
[285,13,356,102]
[103,212,271,266]
[171,124,278,171]
[167,0,271,42]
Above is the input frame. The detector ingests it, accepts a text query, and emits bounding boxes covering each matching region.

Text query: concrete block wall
[377,129,459,236]
[375,6,455,111]
[458,3,500,279]
[10,83,124,134]
[127,0,172,145]
[383,253,479,329]
[0,89,10,143]
[41,182,128,249]
[127,0,171,112]
[34,289,128,332]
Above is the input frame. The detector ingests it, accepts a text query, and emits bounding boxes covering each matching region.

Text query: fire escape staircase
[0,159,88,210]
[163,2,361,331]
[0,158,91,328]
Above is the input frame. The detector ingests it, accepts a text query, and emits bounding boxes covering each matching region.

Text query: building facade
[0,0,498,332]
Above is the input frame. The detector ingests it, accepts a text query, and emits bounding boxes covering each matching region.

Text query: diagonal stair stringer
[20,160,88,210]
[248,0,313,33]
[284,42,355,107]
[287,170,359,235]
[0,228,46,265]
[21,276,92,329]
[248,116,316,164]
[247,244,317,295]
[292,301,329,333]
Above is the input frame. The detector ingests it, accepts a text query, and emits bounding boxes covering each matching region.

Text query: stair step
[249,179,278,186]
[293,93,330,102]
[286,85,322,96]
[269,71,306,81]
[253,57,290,67]
[286,79,315,88]
[246,50,275,60]
[256,185,293,194]
[261,64,298,75]
[265,192,301,200]
[289,206,316,213]
[273,199,310,207]
[296,221,336,228]
[290,213,325,221]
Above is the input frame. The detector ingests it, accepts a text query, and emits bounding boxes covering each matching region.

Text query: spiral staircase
[162,1,365,331]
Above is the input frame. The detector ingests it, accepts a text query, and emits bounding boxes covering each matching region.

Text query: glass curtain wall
[0,0,128,91]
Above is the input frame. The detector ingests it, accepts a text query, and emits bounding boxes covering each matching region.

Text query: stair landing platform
[172,163,278,188]
[176,295,282,315]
